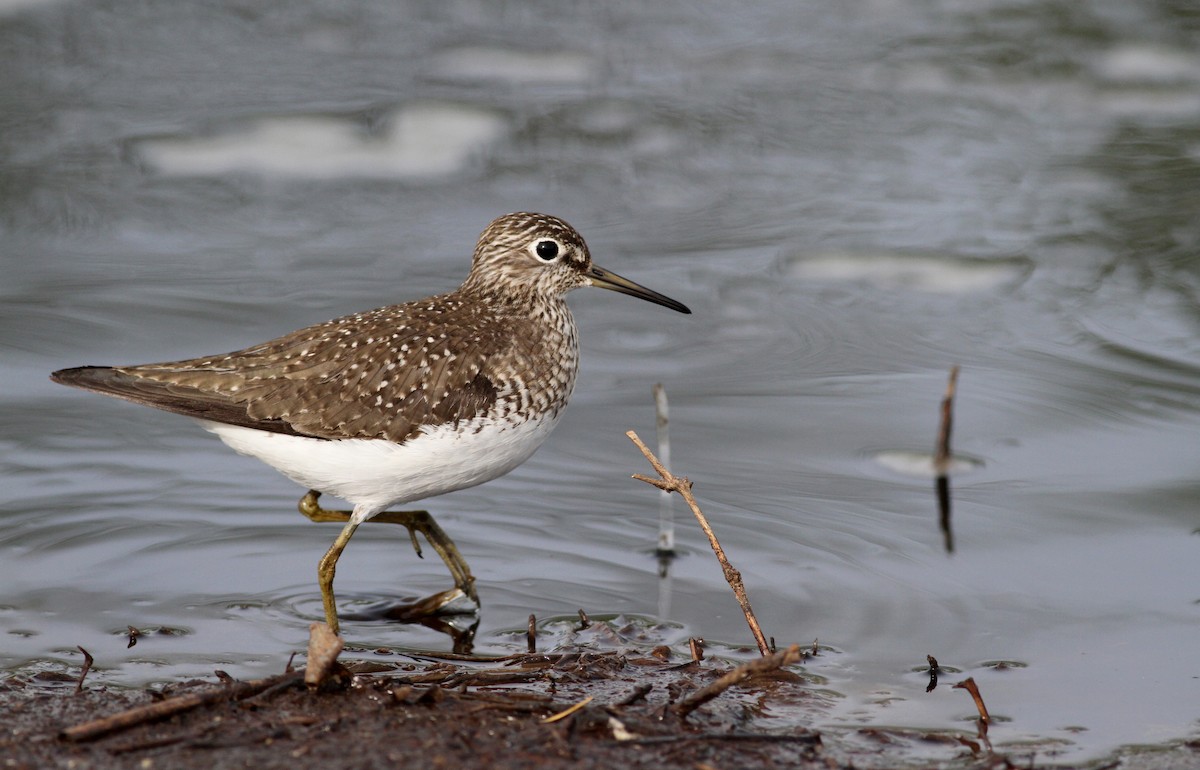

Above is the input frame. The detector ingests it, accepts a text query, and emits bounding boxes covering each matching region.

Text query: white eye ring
[531,239,562,262]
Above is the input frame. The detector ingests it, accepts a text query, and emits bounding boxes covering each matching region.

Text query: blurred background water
[2,0,1198,763]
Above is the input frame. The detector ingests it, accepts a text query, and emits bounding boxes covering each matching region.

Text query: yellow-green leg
[299,490,479,635]
[316,518,359,637]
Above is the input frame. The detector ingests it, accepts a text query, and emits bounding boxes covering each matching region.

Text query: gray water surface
[2,0,1199,763]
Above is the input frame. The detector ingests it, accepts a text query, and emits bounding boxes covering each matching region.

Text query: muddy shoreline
[5,649,831,770]
[5,647,1196,770]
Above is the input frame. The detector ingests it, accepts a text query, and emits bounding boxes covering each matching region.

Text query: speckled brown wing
[49,365,310,436]
[53,297,514,444]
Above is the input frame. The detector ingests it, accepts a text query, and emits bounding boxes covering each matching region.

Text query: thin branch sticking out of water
[953,676,991,723]
[953,676,993,751]
[653,383,676,555]
[935,365,960,553]
[74,647,94,695]
[626,430,771,657]
[934,365,959,474]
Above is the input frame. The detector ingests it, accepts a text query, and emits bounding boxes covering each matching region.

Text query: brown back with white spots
[56,213,589,444]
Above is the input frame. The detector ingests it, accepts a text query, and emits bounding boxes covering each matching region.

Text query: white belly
[199,412,560,516]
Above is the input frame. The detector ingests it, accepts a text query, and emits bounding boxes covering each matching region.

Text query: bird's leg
[299,490,480,616]
[369,510,479,605]
[300,490,425,556]
[317,517,360,637]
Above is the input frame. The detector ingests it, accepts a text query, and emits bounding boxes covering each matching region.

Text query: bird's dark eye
[534,240,559,261]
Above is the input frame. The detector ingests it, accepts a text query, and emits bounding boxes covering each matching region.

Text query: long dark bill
[587,265,691,314]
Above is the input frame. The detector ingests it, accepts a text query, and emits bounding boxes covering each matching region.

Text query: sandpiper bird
[51,212,690,636]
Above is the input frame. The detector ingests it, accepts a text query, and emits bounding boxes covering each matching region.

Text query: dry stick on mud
[674,644,803,717]
[626,430,771,657]
[62,671,305,742]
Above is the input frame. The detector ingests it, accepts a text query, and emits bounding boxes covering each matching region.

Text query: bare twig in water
[74,647,93,695]
[953,676,991,723]
[926,654,940,693]
[935,365,960,553]
[62,671,304,742]
[526,614,537,654]
[674,644,802,717]
[934,366,959,474]
[936,474,953,552]
[627,430,771,657]
[653,383,676,555]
